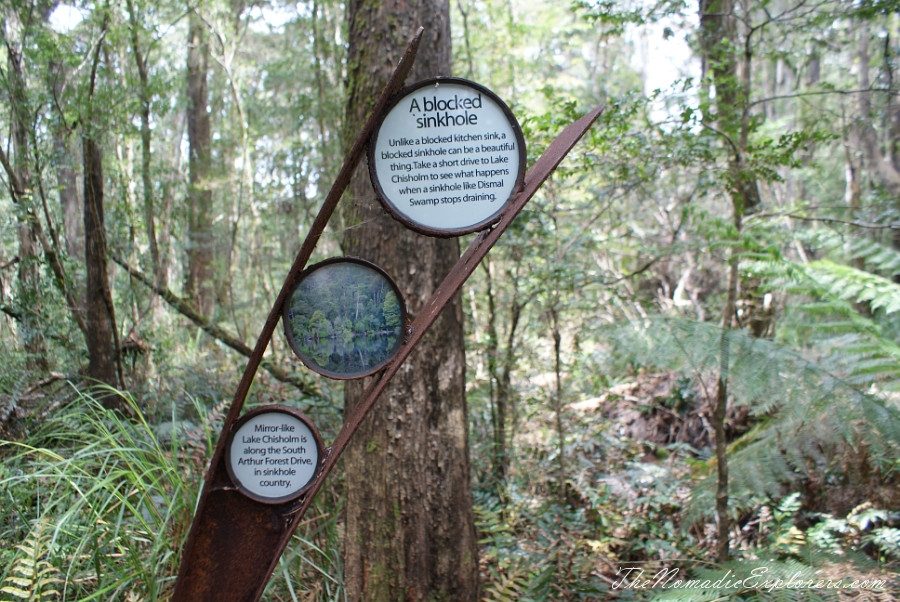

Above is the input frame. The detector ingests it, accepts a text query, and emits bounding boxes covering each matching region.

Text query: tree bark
[3,6,49,371]
[340,2,480,600]
[698,0,755,563]
[186,7,215,318]
[127,0,166,291]
[483,258,525,487]
[853,22,900,255]
[714,245,739,564]
[80,15,122,398]
[48,60,84,264]
[82,135,120,390]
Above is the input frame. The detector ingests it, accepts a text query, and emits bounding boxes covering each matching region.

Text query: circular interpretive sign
[368,77,526,236]
[282,257,406,380]
[226,406,323,504]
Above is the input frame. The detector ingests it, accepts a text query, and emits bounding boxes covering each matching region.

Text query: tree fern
[810,230,900,278]
[1,519,62,601]
[601,315,900,521]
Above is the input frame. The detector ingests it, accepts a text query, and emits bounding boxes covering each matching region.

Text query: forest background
[1,0,899,600]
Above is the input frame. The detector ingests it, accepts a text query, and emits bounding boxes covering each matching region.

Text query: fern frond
[805,260,900,314]
[1,518,62,601]
[812,229,900,277]
[482,558,534,602]
[604,316,900,521]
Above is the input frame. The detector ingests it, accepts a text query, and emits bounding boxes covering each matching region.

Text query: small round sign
[282,257,406,380]
[226,406,323,504]
[368,77,526,237]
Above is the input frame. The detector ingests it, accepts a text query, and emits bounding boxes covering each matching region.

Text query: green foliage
[808,504,900,564]
[1,519,62,601]
[475,491,608,601]
[637,492,897,601]
[600,315,900,519]
[805,260,900,315]
[4,0,900,598]
[0,386,217,600]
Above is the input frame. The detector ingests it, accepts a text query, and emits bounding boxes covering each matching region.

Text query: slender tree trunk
[82,135,120,390]
[3,6,49,371]
[340,2,480,600]
[81,25,122,395]
[483,259,506,485]
[549,306,566,504]
[853,23,900,254]
[698,0,759,562]
[49,61,84,264]
[127,0,165,291]
[186,7,215,318]
[714,241,739,563]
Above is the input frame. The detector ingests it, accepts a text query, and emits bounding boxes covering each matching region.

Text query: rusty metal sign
[171,25,603,601]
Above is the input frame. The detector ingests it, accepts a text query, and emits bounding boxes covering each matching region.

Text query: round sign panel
[369,77,526,237]
[226,406,323,504]
[282,257,406,380]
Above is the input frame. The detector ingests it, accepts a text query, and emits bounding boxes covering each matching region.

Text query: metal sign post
[171,26,603,601]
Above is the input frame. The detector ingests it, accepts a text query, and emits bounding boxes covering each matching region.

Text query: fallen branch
[112,255,321,399]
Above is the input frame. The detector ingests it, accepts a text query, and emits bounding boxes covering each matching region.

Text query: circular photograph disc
[282,257,406,379]
[225,406,323,504]
[368,77,526,237]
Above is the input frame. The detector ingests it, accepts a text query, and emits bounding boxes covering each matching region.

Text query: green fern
[1,519,62,601]
[646,556,848,601]
[805,259,900,315]
[0,387,214,600]
[482,558,535,602]
[811,230,900,277]
[602,314,900,521]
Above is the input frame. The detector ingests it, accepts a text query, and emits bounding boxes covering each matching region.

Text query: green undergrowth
[2,376,896,601]
[470,378,899,601]
[0,386,215,600]
[0,383,346,602]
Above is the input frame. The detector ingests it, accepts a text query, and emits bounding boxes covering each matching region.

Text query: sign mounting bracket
[171,25,603,601]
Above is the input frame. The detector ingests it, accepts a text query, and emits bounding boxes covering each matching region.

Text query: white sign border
[368,77,526,237]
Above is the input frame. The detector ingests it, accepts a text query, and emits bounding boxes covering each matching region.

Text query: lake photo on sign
[282,259,405,379]
[369,78,526,236]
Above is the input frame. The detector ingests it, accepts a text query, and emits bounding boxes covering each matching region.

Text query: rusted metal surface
[171,24,603,597]
[170,29,423,602]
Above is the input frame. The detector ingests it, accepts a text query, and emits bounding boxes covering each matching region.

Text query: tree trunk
[3,6,49,371]
[82,136,120,391]
[48,60,84,264]
[698,0,756,563]
[127,0,165,291]
[714,247,739,563]
[340,3,480,600]
[81,18,122,398]
[186,7,215,318]
[483,258,524,488]
[853,22,900,255]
